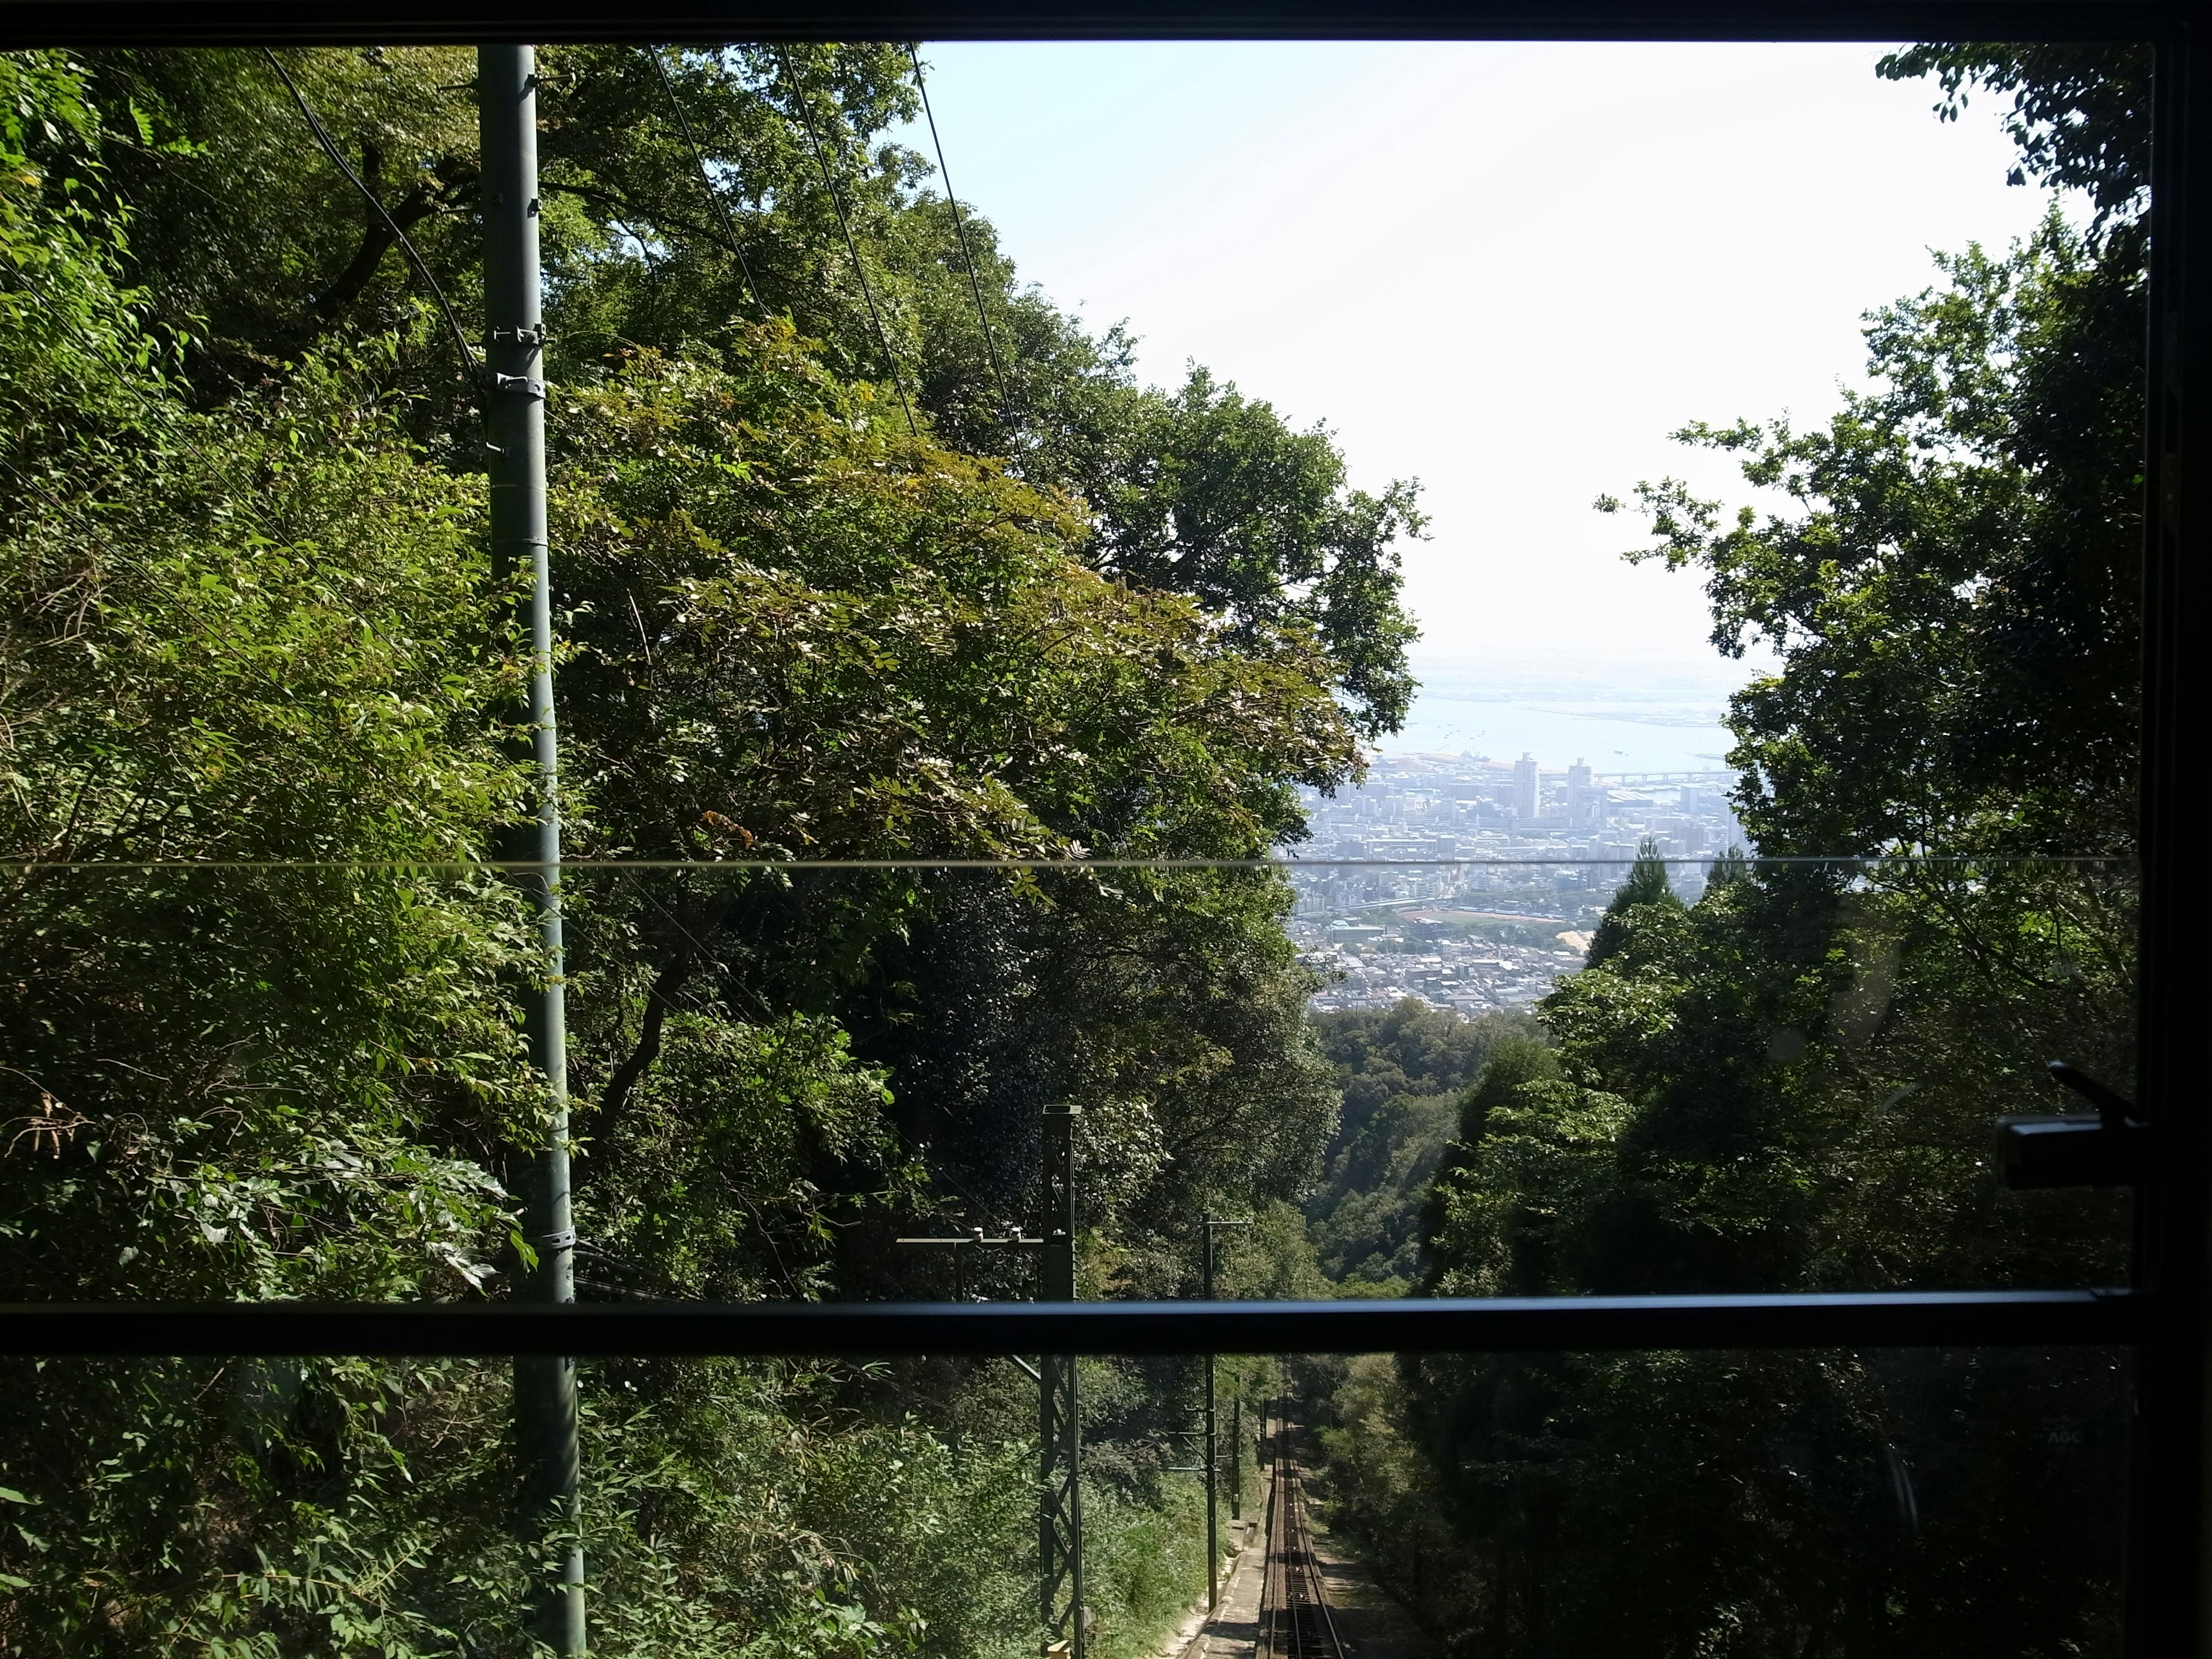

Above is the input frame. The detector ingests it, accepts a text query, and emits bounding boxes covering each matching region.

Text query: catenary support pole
[1202,1214,1217,1611]
[1196,1214,1249,1609]
[1041,1107,1084,1659]
[1230,1393,1243,1522]
[481,44,582,1658]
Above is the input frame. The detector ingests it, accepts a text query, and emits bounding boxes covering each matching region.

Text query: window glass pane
[2,857,2133,1304]
[1310,1345,2129,1657]
[0,31,2151,1659]
[0,1347,2127,1655]
[1291,854,2135,1297]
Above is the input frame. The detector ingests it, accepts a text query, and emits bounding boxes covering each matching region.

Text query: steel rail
[1262,1440,1345,1659]
[1264,1446,1290,1659]
[1290,1467,1344,1659]
[1262,1431,1285,1659]
[0,1290,2146,1357]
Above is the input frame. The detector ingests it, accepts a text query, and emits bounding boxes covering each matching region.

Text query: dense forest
[0,41,1415,1657]
[1307,41,2145,1659]
[1305,1004,1534,1290]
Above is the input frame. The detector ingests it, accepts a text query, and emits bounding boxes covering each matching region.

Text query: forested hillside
[0,44,1419,1657]
[1310,43,2143,1659]
[1304,1003,1533,1289]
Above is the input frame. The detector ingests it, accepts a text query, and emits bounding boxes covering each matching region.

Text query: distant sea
[1377,656,1755,775]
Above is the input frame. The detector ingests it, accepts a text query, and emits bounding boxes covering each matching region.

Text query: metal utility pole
[1230,1393,1243,1522]
[481,44,581,1659]
[900,1111,1080,1657]
[1041,1105,1084,1659]
[1197,1214,1251,1611]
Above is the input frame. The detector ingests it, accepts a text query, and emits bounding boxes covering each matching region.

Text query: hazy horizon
[1378,652,1743,770]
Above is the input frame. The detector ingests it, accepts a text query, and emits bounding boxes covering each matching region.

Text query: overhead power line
[261,49,480,394]
[645,46,769,319]
[907,44,1013,421]
[774,44,918,437]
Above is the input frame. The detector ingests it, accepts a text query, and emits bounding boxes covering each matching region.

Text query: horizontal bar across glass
[0,1291,2146,1357]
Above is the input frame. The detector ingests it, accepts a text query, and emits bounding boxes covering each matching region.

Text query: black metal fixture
[1998,1062,2154,1189]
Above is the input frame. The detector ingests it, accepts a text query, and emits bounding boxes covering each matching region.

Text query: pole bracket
[1995,1062,2151,1188]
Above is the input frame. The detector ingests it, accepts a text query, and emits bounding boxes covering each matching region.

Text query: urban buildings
[1285,750,1751,1016]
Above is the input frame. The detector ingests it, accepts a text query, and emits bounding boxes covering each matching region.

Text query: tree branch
[540,179,729,254]
[310,145,444,327]
[594,942,697,1132]
[591,890,740,1137]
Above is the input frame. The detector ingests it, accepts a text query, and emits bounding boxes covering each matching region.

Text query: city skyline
[1287,749,1748,1016]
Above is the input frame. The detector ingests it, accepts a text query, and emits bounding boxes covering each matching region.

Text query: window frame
[0,3,2202,1653]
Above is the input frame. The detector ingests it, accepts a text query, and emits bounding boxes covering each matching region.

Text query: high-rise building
[1513,753,1540,820]
[1567,758,1594,828]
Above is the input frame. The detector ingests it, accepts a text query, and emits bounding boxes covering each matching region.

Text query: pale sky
[899,43,2061,685]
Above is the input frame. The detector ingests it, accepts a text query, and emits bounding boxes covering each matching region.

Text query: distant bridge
[1594,770,1735,786]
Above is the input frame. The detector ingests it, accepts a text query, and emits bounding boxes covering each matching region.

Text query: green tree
[1327,43,2148,1659]
[83,45,1425,744]
[2,53,550,1652]
[1877,43,2151,245]
[1312,999,1521,1131]
[1,42,1414,1658]
[1300,1005,1534,1288]
[1582,839,1679,968]
[1071,366,1424,738]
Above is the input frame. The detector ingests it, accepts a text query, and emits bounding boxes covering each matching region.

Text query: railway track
[1259,1425,1348,1659]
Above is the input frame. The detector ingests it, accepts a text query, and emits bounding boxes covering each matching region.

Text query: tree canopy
[0,43,1388,1657]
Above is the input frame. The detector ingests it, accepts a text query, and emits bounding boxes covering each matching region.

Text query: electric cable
[774,44,918,437]
[261,49,480,393]
[645,46,769,319]
[907,44,1013,420]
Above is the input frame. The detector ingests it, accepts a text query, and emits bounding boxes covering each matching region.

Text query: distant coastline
[1376,653,1757,775]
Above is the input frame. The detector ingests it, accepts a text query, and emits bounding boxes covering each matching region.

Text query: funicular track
[1259,1426,1347,1659]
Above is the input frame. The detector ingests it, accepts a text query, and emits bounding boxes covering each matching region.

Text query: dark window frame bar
[1,2,2204,1653]
[0,1290,2148,1357]
[0,2,2184,46]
